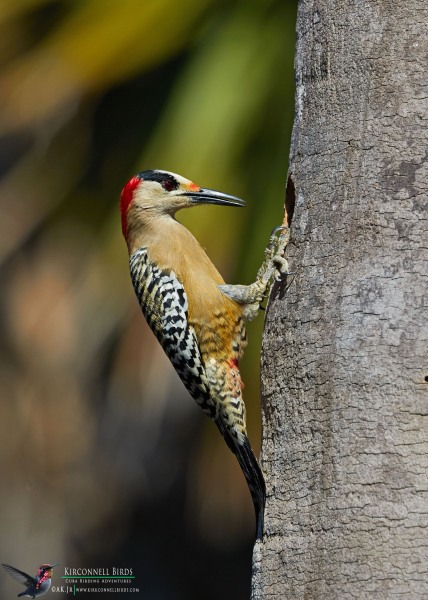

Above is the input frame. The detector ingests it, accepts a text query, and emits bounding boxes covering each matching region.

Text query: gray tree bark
[253,1,428,598]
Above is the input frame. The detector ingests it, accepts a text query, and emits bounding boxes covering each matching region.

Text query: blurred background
[0,0,296,598]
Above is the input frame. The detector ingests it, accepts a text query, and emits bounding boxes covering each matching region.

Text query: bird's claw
[268,226,290,280]
[271,225,288,237]
[273,256,291,280]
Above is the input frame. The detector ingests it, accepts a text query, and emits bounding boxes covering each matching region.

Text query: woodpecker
[2,563,60,598]
[120,169,288,539]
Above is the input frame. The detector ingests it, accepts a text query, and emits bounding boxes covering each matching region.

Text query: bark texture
[253,1,428,598]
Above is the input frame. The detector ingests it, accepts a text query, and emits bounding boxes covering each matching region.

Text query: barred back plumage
[130,248,217,418]
[129,247,265,537]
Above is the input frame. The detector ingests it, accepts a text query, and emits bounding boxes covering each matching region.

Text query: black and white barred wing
[129,249,216,418]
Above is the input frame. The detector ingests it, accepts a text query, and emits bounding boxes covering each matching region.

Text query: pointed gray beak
[182,188,245,207]
[49,563,60,568]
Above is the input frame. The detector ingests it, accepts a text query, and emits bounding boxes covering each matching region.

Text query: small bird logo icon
[2,562,60,598]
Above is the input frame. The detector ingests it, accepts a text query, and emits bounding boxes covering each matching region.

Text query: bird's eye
[162,178,177,192]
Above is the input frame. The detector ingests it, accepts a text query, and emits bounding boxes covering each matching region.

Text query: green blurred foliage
[0,1,296,598]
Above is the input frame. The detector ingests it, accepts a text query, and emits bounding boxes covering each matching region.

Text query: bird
[2,562,60,598]
[120,169,288,539]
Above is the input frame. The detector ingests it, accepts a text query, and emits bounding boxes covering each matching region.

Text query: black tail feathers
[235,438,266,540]
[215,420,266,539]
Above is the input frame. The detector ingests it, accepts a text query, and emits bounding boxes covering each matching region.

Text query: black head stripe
[138,170,179,191]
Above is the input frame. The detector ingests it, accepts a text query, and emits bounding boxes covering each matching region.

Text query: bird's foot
[265,225,291,281]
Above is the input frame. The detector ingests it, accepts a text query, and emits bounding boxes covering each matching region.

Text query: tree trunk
[253,1,428,598]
